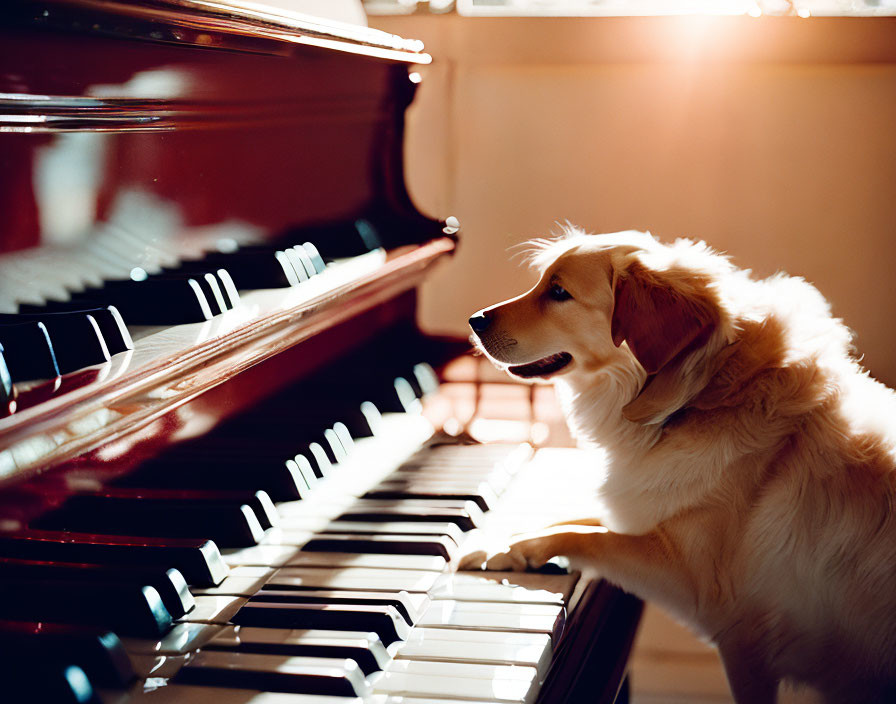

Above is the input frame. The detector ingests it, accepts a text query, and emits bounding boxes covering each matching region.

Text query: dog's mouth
[508,352,573,379]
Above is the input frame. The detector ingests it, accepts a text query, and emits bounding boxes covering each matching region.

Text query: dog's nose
[468,311,491,334]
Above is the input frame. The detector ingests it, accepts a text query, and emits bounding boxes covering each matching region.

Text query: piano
[0,1,642,702]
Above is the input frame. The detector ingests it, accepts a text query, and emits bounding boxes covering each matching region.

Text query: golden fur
[463,228,896,703]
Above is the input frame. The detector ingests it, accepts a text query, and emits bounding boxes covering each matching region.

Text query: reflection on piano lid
[0,0,458,481]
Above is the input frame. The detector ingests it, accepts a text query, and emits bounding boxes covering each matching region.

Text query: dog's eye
[547,284,572,301]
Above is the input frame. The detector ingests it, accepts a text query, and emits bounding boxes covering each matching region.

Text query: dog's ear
[611,259,716,375]
[611,258,719,423]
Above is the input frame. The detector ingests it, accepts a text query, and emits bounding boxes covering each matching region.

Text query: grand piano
[0,1,642,702]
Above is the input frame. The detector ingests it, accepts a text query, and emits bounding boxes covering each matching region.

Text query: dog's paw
[482,544,531,572]
[455,530,496,571]
[456,545,491,571]
[456,532,554,573]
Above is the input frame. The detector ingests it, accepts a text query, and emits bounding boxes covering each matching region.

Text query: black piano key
[319,520,464,546]
[363,488,493,512]
[174,651,368,697]
[249,491,280,530]
[301,533,456,561]
[300,444,333,479]
[0,530,228,587]
[212,375,381,439]
[198,272,230,314]
[232,602,410,645]
[118,456,307,503]
[33,491,266,549]
[338,505,480,531]
[0,577,173,637]
[158,267,240,310]
[151,271,230,315]
[0,311,109,374]
[251,589,421,625]
[196,249,299,289]
[205,628,387,675]
[93,488,285,531]
[300,431,344,469]
[72,278,214,324]
[1,660,101,704]
[14,304,133,356]
[361,375,418,414]
[0,620,135,688]
[0,557,194,619]
[85,305,133,355]
[214,268,241,308]
[0,320,60,380]
[279,219,382,260]
[102,487,280,530]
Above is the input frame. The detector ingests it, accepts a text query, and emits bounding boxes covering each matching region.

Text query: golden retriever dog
[462,228,896,703]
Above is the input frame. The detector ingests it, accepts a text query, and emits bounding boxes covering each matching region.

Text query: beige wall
[373,15,896,386]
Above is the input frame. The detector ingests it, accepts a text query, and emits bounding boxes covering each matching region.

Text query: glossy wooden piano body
[0,2,641,702]
[0,0,451,481]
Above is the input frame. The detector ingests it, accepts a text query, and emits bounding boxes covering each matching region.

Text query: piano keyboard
[0,217,390,393]
[0,351,610,704]
[0,223,454,483]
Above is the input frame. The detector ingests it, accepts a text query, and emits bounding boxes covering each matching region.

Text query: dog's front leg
[548,517,605,528]
[459,525,694,608]
[466,525,611,572]
[717,640,779,704]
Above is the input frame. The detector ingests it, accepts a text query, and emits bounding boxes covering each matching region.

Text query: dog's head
[469,228,735,423]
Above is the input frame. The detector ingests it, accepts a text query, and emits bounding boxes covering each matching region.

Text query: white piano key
[268,568,440,593]
[370,478,499,502]
[128,654,187,680]
[300,533,457,561]
[384,659,537,682]
[255,589,430,625]
[233,602,410,645]
[192,566,274,596]
[372,661,539,704]
[274,519,465,546]
[430,571,579,605]
[121,622,223,655]
[348,497,485,516]
[178,595,247,624]
[207,625,392,672]
[418,601,564,640]
[394,628,552,678]
[222,544,301,568]
[176,651,370,699]
[276,500,357,521]
[386,471,512,495]
[282,552,446,572]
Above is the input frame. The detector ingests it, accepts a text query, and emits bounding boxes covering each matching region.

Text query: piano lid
[0,0,455,482]
[6,0,432,61]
